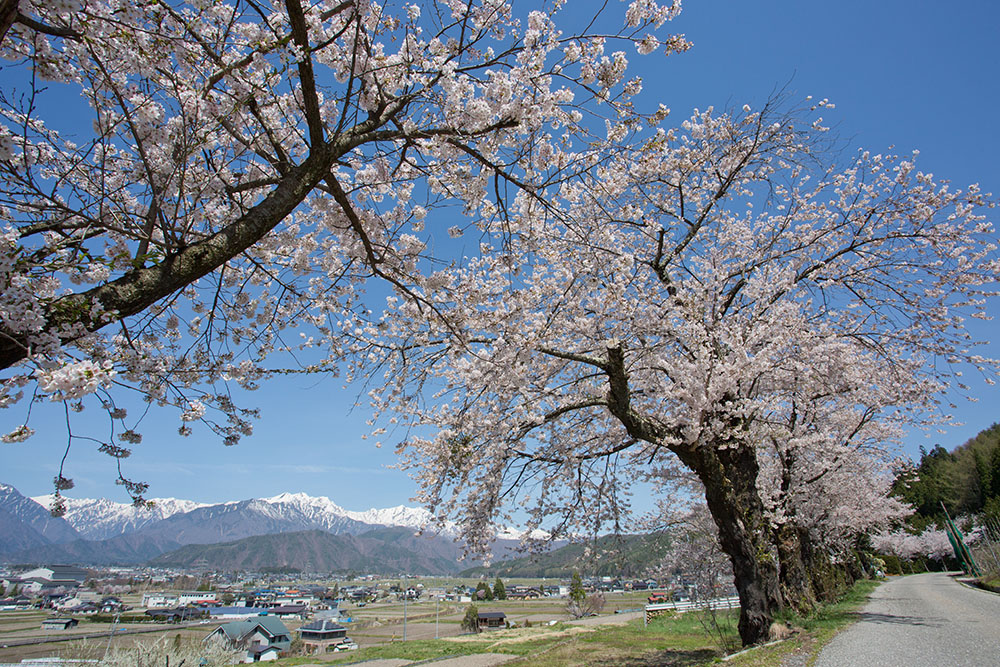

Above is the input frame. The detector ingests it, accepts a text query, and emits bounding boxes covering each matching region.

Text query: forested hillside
[461,533,672,578]
[893,423,1000,529]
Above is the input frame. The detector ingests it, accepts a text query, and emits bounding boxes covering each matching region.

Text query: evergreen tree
[493,577,506,601]
[974,449,991,508]
[569,572,586,605]
[989,445,1000,500]
[475,581,493,601]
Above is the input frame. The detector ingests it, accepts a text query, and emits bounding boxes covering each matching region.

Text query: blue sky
[2,0,998,517]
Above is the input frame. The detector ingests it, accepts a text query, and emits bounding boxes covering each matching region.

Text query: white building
[142,592,178,608]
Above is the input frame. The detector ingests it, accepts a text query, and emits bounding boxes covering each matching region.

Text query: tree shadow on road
[856,611,942,627]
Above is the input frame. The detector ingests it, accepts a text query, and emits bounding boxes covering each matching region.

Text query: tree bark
[676,441,783,646]
[600,350,780,645]
[775,523,816,613]
[0,1,16,43]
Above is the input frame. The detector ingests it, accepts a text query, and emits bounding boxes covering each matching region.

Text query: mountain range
[147,527,473,574]
[0,483,519,573]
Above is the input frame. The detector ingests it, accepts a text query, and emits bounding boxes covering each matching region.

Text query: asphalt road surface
[815,572,1000,667]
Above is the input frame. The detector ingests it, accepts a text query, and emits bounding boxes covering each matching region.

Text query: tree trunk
[677,442,783,646]
[775,523,816,612]
[0,1,16,44]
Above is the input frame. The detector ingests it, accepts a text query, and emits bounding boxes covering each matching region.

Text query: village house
[206,616,291,663]
[54,593,96,611]
[63,601,100,615]
[0,596,32,610]
[142,590,217,608]
[145,607,207,622]
[265,604,308,620]
[207,606,271,620]
[99,596,127,613]
[179,591,218,605]
[297,618,349,653]
[142,592,179,608]
[477,611,507,630]
[506,586,543,600]
[271,590,317,607]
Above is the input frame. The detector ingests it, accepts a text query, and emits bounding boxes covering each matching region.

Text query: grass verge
[723,578,880,667]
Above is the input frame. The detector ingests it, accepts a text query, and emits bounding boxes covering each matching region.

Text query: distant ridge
[148,527,470,574]
[459,533,672,578]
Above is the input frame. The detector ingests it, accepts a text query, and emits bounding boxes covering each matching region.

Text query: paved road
[815,572,1000,667]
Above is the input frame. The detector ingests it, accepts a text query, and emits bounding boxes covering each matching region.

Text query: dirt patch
[442,625,596,646]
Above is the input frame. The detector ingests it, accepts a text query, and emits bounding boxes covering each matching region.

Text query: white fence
[644,596,740,625]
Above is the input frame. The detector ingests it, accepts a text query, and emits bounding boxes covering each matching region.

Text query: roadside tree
[364,101,998,644]
[757,390,911,609]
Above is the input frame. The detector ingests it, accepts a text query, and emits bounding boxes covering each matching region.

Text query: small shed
[477,611,506,629]
[42,617,78,630]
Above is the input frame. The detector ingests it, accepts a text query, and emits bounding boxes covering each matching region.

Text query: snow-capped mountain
[344,503,440,530]
[0,485,548,566]
[31,494,210,541]
[261,492,449,534]
[19,488,451,544]
[0,483,80,552]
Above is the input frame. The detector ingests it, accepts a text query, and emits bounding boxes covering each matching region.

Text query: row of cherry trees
[1,0,997,647]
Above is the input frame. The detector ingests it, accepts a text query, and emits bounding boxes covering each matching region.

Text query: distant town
[0,562,699,664]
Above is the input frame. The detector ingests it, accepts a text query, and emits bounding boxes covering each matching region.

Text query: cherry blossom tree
[874,526,952,569]
[363,99,998,644]
[0,0,686,506]
[755,373,913,609]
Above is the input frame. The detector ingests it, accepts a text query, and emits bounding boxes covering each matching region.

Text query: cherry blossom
[0,0,685,502]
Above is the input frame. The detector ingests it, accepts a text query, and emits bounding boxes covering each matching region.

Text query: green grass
[724,579,881,667]
[271,613,734,666]
[798,579,879,633]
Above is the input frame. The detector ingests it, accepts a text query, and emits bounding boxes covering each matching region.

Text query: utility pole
[402,575,407,642]
[435,597,440,639]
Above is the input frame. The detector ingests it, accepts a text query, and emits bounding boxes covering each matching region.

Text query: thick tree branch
[285,0,324,147]
[0,145,332,369]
